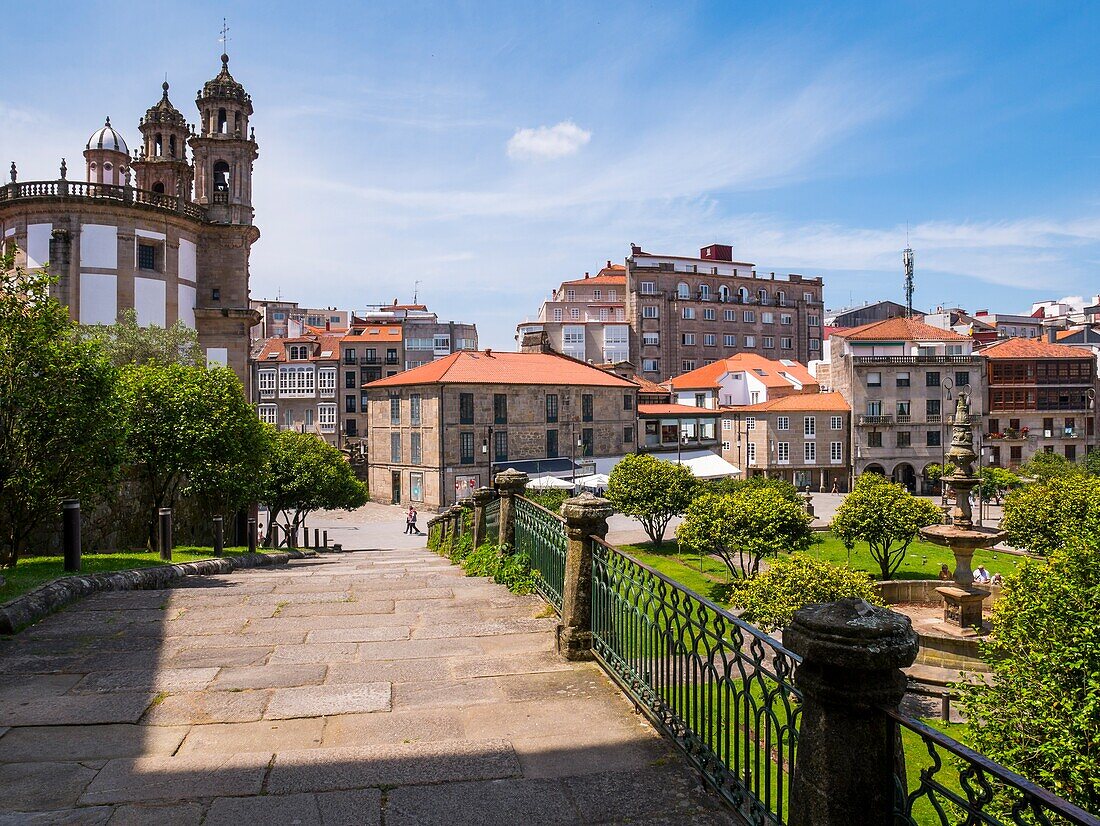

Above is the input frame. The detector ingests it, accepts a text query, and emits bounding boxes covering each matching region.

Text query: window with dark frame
[927,431,941,447]
[582,394,593,422]
[460,432,474,464]
[546,429,559,458]
[494,430,508,462]
[546,394,559,423]
[137,244,156,270]
[494,394,508,424]
[459,393,474,424]
[389,395,401,424]
[582,428,594,456]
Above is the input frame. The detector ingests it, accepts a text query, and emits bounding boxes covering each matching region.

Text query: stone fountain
[919,393,1004,632]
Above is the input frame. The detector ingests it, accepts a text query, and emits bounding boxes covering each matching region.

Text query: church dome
[143,82,188,128]
[86,118,129,154]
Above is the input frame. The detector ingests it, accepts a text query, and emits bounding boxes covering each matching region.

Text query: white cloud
[506,120,591,161]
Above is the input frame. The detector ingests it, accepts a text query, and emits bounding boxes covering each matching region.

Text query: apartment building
[626,243,825,378]
[721,392,851,492]
[826,300,915,328]
[667,353,819,408]
[980,337,1098,469]
[339,323,404,442]
[363,350,638,509]
[355,303,478,370]
[830,317,981,493]
[516,264,629,364]
[250,299,349,341]
[253,330,342,444]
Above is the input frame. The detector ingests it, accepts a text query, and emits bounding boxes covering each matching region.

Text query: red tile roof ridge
[980,337,1094,359]
[831,316,971,342]
[363,350,639,388]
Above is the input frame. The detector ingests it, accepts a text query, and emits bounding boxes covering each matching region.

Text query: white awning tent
[574,473,610,491]
[670,450,741,480]
[527,474,576,490]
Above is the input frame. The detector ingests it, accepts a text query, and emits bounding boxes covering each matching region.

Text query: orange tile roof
[831,317,971,342]
[980,337,1094,359]
[364,350,639,388]
[344,324,402,342]
[631,374,671,395]
[560,271,627,287]
[638,403,720,416]
[669,354,818,390]
[731,391,850,413]
[253,333,344,364]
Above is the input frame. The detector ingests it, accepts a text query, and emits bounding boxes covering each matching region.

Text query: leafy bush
[958,539,1100,813]
[606,453,697,543]
[705,475,800,502]
[448,530,473,563]
[526,489,570,513]
[1001,475,1100,555]
[1019,450,1083,481]
[459,542,536,595]
[731,553,881,631]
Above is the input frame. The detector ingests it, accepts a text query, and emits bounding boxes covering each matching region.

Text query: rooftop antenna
[413,280,421,305]
[903,223,915,319]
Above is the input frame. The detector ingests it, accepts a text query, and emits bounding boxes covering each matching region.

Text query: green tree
[606,453,697,544]
[677,486,814,579]
[731,553,882,631]
[977,466,1021,503]
[1019,450,1083,481]
[831,473,941,580]
[80,308,202,367]
[0,253,127,567]
[958,539,1100,813]
[705,475,800,502]
[1084,447,1100,478]
[120,363,270,548]
[1001,475,1100,556]
[260,430,368,544]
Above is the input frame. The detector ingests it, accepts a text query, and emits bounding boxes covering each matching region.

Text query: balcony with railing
[0,179,205,221]
[852,355,981,365]
[858,414,894,426]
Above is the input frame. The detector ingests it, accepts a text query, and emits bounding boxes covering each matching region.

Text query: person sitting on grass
[974,564,992,584]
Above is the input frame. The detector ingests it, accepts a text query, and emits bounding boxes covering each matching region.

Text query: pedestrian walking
[405,506,419,535]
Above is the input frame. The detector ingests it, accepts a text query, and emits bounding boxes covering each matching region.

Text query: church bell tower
[189,52,259,224]
[133,82,194,199]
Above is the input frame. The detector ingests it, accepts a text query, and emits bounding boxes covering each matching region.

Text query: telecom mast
[903,245,914,318]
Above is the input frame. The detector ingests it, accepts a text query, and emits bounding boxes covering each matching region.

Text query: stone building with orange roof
[253,329,343,444]
[979,336,1098,469]
[830,317,982,492]
[363,349,639,509]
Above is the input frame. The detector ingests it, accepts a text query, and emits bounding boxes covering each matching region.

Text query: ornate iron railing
[484,497,500,543]
[590,537,802,825]
[890,711,1097,826]
[513,496,566,610]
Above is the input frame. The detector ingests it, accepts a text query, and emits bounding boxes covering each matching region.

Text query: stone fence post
[494,468,529,549]
[471,486,496,549]
[447,505,464,552]
[785,599,919,826]
[557,493,612,661]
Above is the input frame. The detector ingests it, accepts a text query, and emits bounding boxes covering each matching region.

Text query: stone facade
[253,332,342,445]
[626,243,824,378]
[363,352,638,510]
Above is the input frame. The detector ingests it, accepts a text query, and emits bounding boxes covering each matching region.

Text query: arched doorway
[863,464,886,476]
[893,463,917,493]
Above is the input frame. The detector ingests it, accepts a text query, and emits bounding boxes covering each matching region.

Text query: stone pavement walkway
[0,539,734,824]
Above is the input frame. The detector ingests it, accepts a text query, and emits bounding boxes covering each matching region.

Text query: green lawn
[0,547,247,603]
[623,534,1026,591]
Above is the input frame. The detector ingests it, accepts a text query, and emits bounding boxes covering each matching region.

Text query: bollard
[301,523,307,547]
[494,468,530,549]
[213,515,224,555]
[314,528,320,548]
[785,599,919,826]
[271,523,280,549]
[557,493,612,660]
[158,507,173,562]
[247,517,257,554]
[323,530,329,549]
[62,499,81,572]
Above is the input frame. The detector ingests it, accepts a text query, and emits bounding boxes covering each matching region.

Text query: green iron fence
[513,495,567,611]
[485,497,500,543]
[889,710,1097,826]
[590,537,802,826]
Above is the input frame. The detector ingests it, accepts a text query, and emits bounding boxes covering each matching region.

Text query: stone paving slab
[320,708,465,747]
[0,691,152,727]
[209,663,326,691]
[0,761,98,810]
[277,599,395,617]
[267,739,521,794]
[107,802,204,825]
[305,625,410,643]
[79,752,271,805]
[269,642,360,664]
[265,683,391,720]
[385,777,576,826]
[70,667,219,694]
[204,788,382,826]
[176,717,325,754]
[141,689,270,725]
[0,724,188,763]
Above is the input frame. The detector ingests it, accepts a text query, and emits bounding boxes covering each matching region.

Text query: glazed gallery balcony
[852,355,982,366]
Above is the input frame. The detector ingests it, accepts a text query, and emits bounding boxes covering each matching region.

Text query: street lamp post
[481,425,494,485]
[940,376,954,506]
[1086,388,1096,468]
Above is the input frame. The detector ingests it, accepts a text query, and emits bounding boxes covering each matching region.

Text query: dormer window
[288,344,309,360]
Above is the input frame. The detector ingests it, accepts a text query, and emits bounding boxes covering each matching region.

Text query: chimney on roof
[585,272,589,278]
[606,260,611,268]
[630,243,641,255]
[326,320,330,331]
[1048,327,1057,344]
[519,330,555,354]
[484,348,493,357]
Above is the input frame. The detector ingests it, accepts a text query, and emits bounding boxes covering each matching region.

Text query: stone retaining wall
[0,550,313,634]
[875,579,1002,607]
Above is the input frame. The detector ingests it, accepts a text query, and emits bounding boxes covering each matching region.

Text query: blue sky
[6,2,1100,348]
